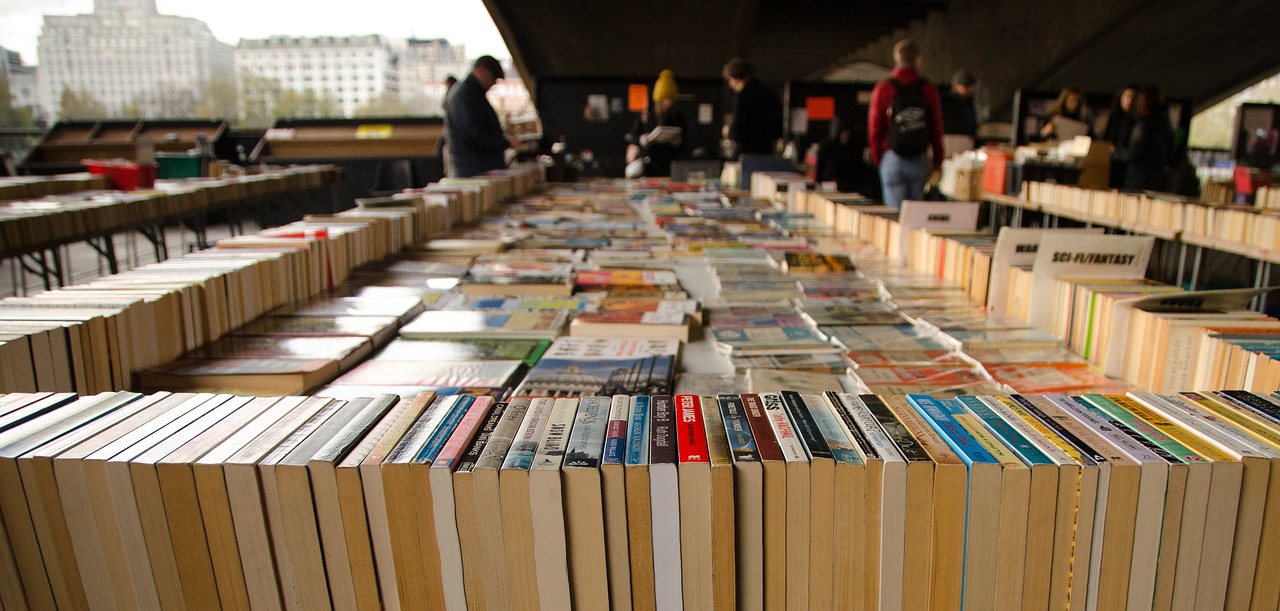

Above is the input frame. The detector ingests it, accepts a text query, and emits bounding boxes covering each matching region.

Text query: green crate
[156,153,203,179]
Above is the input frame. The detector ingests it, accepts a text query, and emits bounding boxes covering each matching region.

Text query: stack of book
[6,388,1280,611]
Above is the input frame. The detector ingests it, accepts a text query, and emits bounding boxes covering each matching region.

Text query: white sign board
[897,200,981,263]
[987,227,1104,318]
[1027,234,1155,331]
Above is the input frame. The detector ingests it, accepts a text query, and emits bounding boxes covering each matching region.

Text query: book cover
[399,310,569,340]
[371,338,550,366]
[514,337,680,397]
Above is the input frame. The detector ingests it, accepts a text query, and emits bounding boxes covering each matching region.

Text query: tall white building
[36,0,233,119]
[1,48,40,122]
[236,35,399,118]
[395,38,468,116]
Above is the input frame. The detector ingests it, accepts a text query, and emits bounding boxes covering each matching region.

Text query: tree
[0,74,35,128]
[238,72,282,129]
[197,75,238,121]
[58,88,108,121]
[353,93,409,118]
[273,88,339,120]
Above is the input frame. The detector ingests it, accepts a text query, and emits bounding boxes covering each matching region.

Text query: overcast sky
[0,0,511,64]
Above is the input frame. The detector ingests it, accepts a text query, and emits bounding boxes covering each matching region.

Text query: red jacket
[867,66,945,168]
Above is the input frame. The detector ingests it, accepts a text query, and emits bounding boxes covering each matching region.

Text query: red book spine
[675,394,709,463]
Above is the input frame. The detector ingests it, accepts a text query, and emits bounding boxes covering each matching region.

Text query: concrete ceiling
[484,0,1280,117]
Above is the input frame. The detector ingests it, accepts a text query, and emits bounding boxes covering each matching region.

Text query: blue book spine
[956,396,1052,466]
[416,395,475,463]
[905,394,997,466]
[716,394,760,462]
[624,396,651,466]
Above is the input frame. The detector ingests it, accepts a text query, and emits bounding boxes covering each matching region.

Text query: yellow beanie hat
[653,69,678,102]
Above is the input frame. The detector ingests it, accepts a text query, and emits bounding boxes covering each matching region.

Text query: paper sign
[806,97,835,121]
[356,124,393,139]
[628,85,649,112]
[897,200,981,264]
[987,227,1103,317]
[698,103,714,125]
[790,108,809,135]
[1027,234,1155,331]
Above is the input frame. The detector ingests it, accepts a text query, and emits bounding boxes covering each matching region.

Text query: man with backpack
[868,39,945,208]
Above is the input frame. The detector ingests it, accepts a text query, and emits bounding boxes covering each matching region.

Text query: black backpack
[887,78,930,156]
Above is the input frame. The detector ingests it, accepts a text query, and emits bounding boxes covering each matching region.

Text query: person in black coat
[815,116,863,193]
[1102,85,1137,188]
[627,69,688,177]
[446,56,516,178]
[1116,85,1174,192]
[722,57,783,158]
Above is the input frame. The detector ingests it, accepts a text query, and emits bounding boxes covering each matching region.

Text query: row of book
[0,166,547,396]
[0,172,109,202]
[0,166,342,256]
[5,387,1280,611]
[1022,181,1280,255]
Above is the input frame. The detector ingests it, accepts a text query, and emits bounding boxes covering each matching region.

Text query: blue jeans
[878,150,929,209]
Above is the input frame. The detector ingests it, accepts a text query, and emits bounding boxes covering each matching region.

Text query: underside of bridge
[483,0,1280,118]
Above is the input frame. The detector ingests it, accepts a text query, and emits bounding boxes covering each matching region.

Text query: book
[137,357,341,396]
[674,395,713,611]
[623,395,656,611]
[781,252,857,274]
[468,397,530,611]
[514,337,681,397]
[399,310,569,340]
[372,338,550,366]
[529,397,579,610]
[560,396,611,611]
[568,311,692,342]
[599,395,634,611]
[429,396,497,611]
[329,359,522,389]
[648,395,683,611]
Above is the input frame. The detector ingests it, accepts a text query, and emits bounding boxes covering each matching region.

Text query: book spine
[1083,395,1201,463]
[624,396,651,466]
[474,397,531,470]
[1061,395,1175,463]
[716,394,759,462]
[563,396,610,468]
[982,396,1078,465]
[1179,392,1280,449]
[416,395,477,463]
[500,397,555,470]
[779,391,833,460]
[740,393,785,461]
[601,395,630,466]
[825,392,882,460]
[760,393,806,461]
[803,394,862,464]
[1216,390,1280,426]
[532,398,579,469]
[1044,395,1168,463]
[1117,394,1235,462]
[432,397,495,470]
[860,394,931,462]
[674,395,710,463]
[1008,395,1105,465]
[649,395,677,465]
[956,395,1052,465]
[454,401,509,473]
[905,394,997,465]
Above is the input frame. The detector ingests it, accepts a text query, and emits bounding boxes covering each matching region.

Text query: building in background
[35,0,233,119]
[1,47,40,124]
[235,34,400,118]
[396,38,467,116]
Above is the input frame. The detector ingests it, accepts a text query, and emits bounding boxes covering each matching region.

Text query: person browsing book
[627,69,688,177]
[722,57,783,158]
[445,56,521,178]
[1039,86,1094,141]
[867,39,945,208]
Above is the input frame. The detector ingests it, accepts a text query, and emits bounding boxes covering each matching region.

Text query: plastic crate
[156,153,203,179]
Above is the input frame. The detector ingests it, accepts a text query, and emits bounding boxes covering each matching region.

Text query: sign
[986,227,1103,317]
[355,124,393,139]
[806,97,836,121]
[628,84,649,112]
[1027,234,1154,331]
[896,200,980,264]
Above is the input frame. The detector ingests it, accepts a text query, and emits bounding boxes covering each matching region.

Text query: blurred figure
[1116,85,1174,192]
[446,56,520,178]
[627,69,688,177]
[722,57,783,158]
[868,38,945,208]
[1102,84,1137,188]
[1040,86,1093,140]
[941,69,979,140]
[815,116,863,193]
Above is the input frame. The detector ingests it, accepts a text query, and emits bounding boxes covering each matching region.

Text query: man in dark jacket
[446,56,514,178]
[722,57,783,158]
